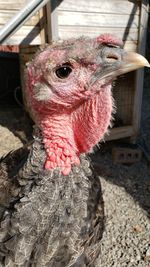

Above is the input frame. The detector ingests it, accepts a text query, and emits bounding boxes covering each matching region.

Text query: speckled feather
[0,128,104,267]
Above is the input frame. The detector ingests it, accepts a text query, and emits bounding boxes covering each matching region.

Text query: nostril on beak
[106,53,119,63]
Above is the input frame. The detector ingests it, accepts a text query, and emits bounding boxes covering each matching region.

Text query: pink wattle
[39,115,80,176]
[36,86,113,175]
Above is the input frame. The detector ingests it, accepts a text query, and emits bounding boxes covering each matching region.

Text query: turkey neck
[39,114,80,175]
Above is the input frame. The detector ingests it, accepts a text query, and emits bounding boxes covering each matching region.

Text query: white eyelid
[33,82,53,101]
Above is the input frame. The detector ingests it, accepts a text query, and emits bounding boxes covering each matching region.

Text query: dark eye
[55,64,72,79]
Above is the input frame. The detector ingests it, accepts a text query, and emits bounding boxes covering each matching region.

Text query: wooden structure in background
[0,0,49,44]
[19,0,149,141]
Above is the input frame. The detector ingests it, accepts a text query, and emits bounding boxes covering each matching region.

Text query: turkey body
[0,128,104,267]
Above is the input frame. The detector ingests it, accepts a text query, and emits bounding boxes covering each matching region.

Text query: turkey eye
[55,65,72,79]
[107,43,120,48]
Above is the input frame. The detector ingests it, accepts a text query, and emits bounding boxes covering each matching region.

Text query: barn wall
[56,0,140,52]
[0,0,47,44]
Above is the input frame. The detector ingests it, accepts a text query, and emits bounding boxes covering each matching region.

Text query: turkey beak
[91,50,149,85]
[118,51,150,74]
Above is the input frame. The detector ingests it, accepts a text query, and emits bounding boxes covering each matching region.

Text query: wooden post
[45,1,52,42]
[132,0,149,142]
[39,7,48,43]
[50,0,59,40]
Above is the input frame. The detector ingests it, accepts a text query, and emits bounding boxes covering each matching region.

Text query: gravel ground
[0,72,150,267]
[94,153,150,267]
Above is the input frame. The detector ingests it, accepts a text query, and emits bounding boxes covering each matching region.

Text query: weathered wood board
[56,0,140,14]
[58,12,139,28]
[0,0,31,10]
[0,0,47,44]
[0,10,39,26]
[54,0,140,55]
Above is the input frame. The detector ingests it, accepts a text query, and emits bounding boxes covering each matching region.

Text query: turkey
[0,34,149,267]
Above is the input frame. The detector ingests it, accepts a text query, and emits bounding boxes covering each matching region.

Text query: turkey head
[26,34,149,175]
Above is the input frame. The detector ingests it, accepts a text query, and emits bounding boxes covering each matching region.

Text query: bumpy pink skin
[26,34,121,175]
[96,34,123,47]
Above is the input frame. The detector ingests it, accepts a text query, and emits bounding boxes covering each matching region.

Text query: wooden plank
[46,1,52,42]
[105,126,135,141]
[57,0,140,15]
[58,11,139,28]
[0,26,40,37]
[39,7,47,43]
[0,0,31,10]
[2,26,41,45]
[132,0,149,142]
[0,10,39,26]
[59,26,138,51]
[59,26,138,41]
[51,0,59,40]
[19,45,40,54]
[5,36,41,45]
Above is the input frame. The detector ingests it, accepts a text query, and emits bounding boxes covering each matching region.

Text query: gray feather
[0,127,104,267]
